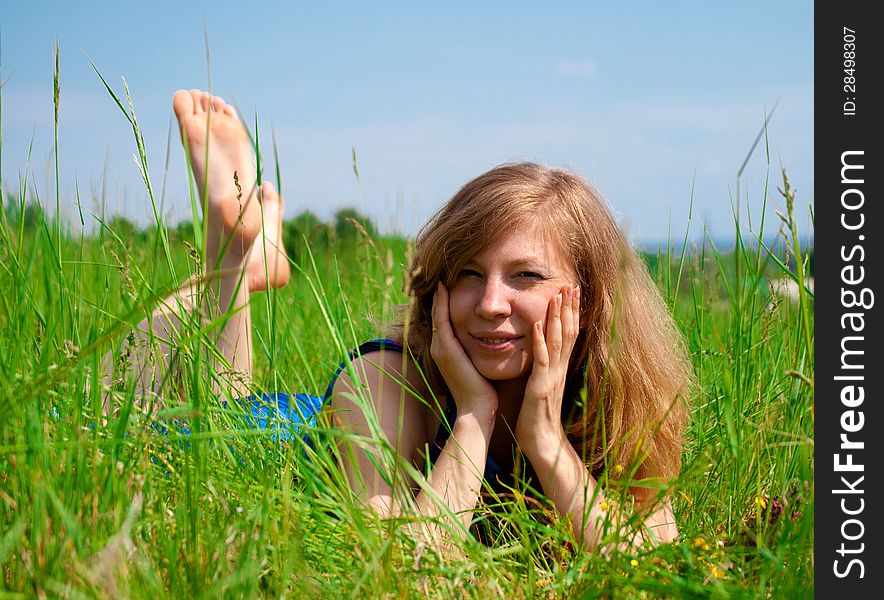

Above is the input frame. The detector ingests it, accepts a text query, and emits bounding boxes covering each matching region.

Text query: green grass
[0,64,813,599]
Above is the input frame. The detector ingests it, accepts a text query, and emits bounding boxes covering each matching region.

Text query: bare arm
[331,349,495,532]
[332,284,500,539]
[516,285,678,550]
[524,433,678,549]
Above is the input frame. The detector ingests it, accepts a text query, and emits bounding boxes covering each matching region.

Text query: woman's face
[448,221,577,382]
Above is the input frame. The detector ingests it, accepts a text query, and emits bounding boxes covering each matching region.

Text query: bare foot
[247,182,291,292]
[172,89,261,266]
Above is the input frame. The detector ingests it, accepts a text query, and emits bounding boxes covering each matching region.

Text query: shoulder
[330,344,434,425]
[330,344,438,459]
[331,343,426,398]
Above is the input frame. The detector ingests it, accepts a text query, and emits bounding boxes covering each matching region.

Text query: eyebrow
[509,257,548,268]
[464,256,551,270]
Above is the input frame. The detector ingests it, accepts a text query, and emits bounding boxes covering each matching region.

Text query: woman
[122,89,691,550]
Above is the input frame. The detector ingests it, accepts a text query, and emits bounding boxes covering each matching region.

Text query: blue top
[238,339,508,491]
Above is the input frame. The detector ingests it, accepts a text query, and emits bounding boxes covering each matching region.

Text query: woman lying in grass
[121,89,692,551]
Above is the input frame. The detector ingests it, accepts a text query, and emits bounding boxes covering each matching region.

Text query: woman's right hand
[430,283,499,418]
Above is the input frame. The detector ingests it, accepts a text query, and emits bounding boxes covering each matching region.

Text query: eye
[457,268,482,279]
[516,271,546,281]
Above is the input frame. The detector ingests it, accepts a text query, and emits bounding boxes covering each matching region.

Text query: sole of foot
[172,89,261,263]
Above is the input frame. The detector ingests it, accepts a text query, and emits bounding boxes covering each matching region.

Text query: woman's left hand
[515,285,581,457]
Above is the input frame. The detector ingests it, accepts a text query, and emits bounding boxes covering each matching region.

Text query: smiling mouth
[476,337,515,345]
[470,334,522,348]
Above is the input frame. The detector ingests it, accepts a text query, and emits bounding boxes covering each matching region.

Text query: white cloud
[555,60,596,78]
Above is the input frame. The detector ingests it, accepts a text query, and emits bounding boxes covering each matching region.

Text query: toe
[197,91,212,113]
[260,182,280,205]
[188,89,205,113]
[211,95,226,113]
[222,104,239,120]
[172,89,194,117]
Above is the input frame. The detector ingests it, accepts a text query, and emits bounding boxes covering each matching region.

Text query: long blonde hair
[394,162,692,507]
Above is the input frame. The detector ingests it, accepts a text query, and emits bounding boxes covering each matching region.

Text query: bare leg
[246,183,290,293]
[108,90,288,410]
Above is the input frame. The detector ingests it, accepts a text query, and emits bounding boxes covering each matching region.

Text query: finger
[432,283,453,339]
[560,286,572,339]
[546,292,564,362]
[571,285,581,343]
[532,320,550,370]
[437,282,448,321]
[431,285,439,337]
[562,286,578,351]
[430,283,471,376]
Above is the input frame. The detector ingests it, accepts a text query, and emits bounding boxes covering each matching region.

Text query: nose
[475,276,511,319]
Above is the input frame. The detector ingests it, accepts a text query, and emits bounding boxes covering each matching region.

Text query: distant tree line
[2,192,812,276]
[3,192,381,269]
[169,207,379,262]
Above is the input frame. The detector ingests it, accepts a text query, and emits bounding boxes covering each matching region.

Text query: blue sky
[2,1,813,244]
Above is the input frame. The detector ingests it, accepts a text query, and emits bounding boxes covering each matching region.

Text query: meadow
[0,69,814,598]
